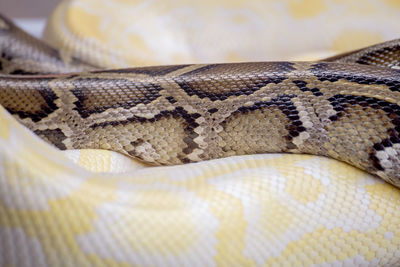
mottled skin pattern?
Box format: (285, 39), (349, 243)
(1, 61), (400, 188)
(1, 13), (400, 188)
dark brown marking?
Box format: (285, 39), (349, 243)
(90, 107), (202, 162)
(71, 78), (163, 118)
(175, 62), (295, 101)
(34, 128), (67, 150)
(0, 77), (59, 122)
(10, 69), (39, 75)
(208, 108), (218, 114)
(179, 64), (219, 76)
(97, 65), (189, 76)
(223, 94), (302, 148)
(166, 96), (177, 104)
(310, 62), (400, 92)
(356, 45), (400, 68)
(327, 94), (400, 172)
(292, 80), (323, 96)
(127, 139), (145, 158)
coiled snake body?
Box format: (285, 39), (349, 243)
(1, 61), (400, 188)
(1, 12), (400, 266)
(1, 14), (400, 188)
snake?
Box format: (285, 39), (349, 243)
(1, 12), (400, 187)
(1, 11), (400, 266)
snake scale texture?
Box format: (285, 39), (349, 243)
(1, 11), (400, 267)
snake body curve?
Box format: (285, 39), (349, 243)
(1, 12), (400, 266)
(1, 61), (400, 188)
(1, 13), (400, 187)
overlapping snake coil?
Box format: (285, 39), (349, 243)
(1, 12), (400, 267)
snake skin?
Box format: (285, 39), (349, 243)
(1, 62), (400, 188)
(1, 11), (400, 267)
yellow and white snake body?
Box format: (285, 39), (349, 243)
(1, 12), (400, 267)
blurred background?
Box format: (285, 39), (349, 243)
(2, 0), (400, 66)
(0, 0), (60, 17)
(0, 0), (61, 37)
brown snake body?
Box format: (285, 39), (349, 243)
(1, 13), (400, 188)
